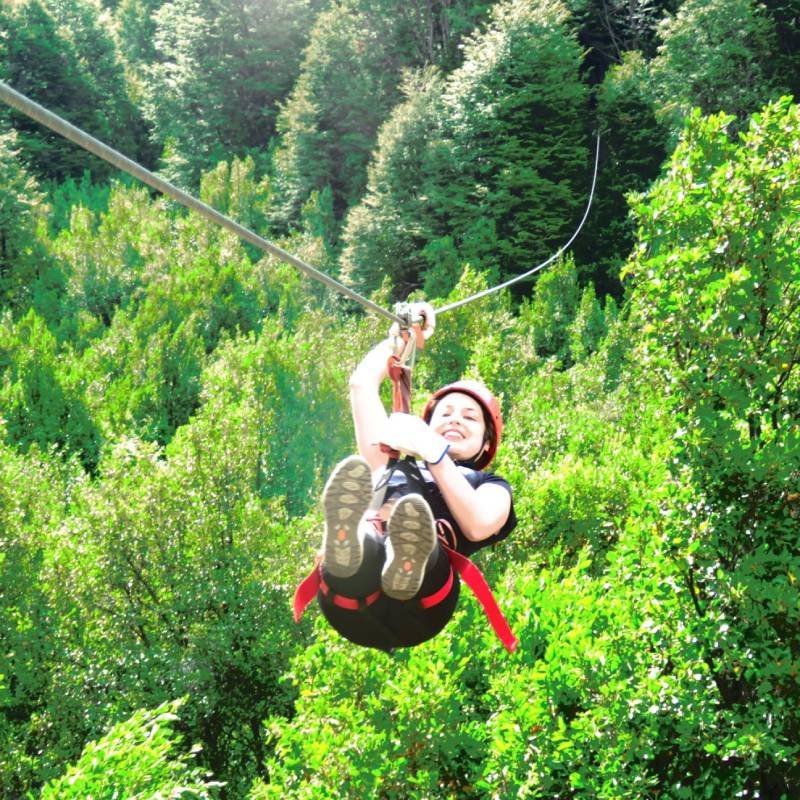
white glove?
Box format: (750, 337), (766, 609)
(388, 302), (436, 342)
(380, 412), (449, 464)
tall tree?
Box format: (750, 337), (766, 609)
(336, 67), (445, 294)
(0, 0), (145, 180)
(143, 0), (324, 187)
(648, 0), (784, 133)
(341, 0), (590, 299)
(269, 0), (414, 230)
(269, 0), (497, 234)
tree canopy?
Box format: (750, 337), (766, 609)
(0, 0), (799, 797)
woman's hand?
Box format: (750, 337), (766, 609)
(380, 412), (449, 464)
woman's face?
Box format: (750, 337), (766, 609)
(427, 391), (488, 464)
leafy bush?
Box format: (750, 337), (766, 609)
(0, 309), (100, 470)
(39, 700), (221, 799)
(623, 96), (800, 797)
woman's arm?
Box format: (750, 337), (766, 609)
(349, 337), (394, 471)
(426, 456), (511, 542)
(349, 303), (437, 472)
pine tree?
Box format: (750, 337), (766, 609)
(648, 0), (784, 133)
(341, 0), (590, 299)
(143, 0), (323, 187)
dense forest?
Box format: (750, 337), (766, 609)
(1, 0), (799, 797)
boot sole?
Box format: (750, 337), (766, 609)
(322, 456), (373, 578)
(382, 494), (436, 600)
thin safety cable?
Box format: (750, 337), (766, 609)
(437, 131), (601, 315)
(0, 80), (403, 326)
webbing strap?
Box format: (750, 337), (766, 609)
(419, 567), (454, 609)
(443, 546), (518, 653)
(319, 576), (382, 610)
(380, 352), (413, 463)
(292, 564), (449, 617)
(293, 554), (518, 653)
(293, 565), (322, 623)
(387, 354), (412, 414)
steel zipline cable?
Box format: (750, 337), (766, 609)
(0, 80), (598, 326)
(436, 130), (601, 315)
(0, 80), (404, 326)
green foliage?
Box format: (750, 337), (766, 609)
(341, 0), (590, 298)
(0, 130), (63, 319)
(39, 700), (221, 799)
(338, 67), (446, 297)
(199, 156), (271, 239)
(761, 0), (800, 100)
(269, 0), (412, 230)
(43, 170), (113, 235)
(0, 0), (145, 180)
(648, 0), (784, 134)
(584, 51), (669, 293)
(269, 0), (500, 235)
(52, 184), (159, 327)
(566, 0), (677, 67)
(254, 614), (499, 800)
(3, 2), (800, 796)
(627, 98), (799, 490)
(624, 96), (800, 797)
(114, 0), (165, 68)
(143, 0), (321, 186)
(0, 441), (74, 797)
(524, 255), (581, 363)
(43, 418), (303, 795)
(55, 174), (282, 444)
(568, 283), (606, 362)
(0, 309), (100, 470)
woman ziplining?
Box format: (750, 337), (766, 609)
(293, 302), (519, 652)
(0, 82), (598, 652)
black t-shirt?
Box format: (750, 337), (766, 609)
(383, 463), (516, 558)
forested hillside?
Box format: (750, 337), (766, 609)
(1, 0), (798, 797)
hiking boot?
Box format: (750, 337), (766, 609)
(322, 455), (373, 578)
(382, 494), (436, 600)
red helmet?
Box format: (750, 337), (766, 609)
(422, 380), (503, 469)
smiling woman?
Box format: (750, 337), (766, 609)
(294, 303), (518, 652)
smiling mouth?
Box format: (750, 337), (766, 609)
(443, 429), (463, 441)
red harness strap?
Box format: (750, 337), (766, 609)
(293, 565), (323, 623)
(441, 545), (518, 653)
(292, 552), (518, 653)
(293, 565), (445, 619)
(319, 576), (382, 611)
